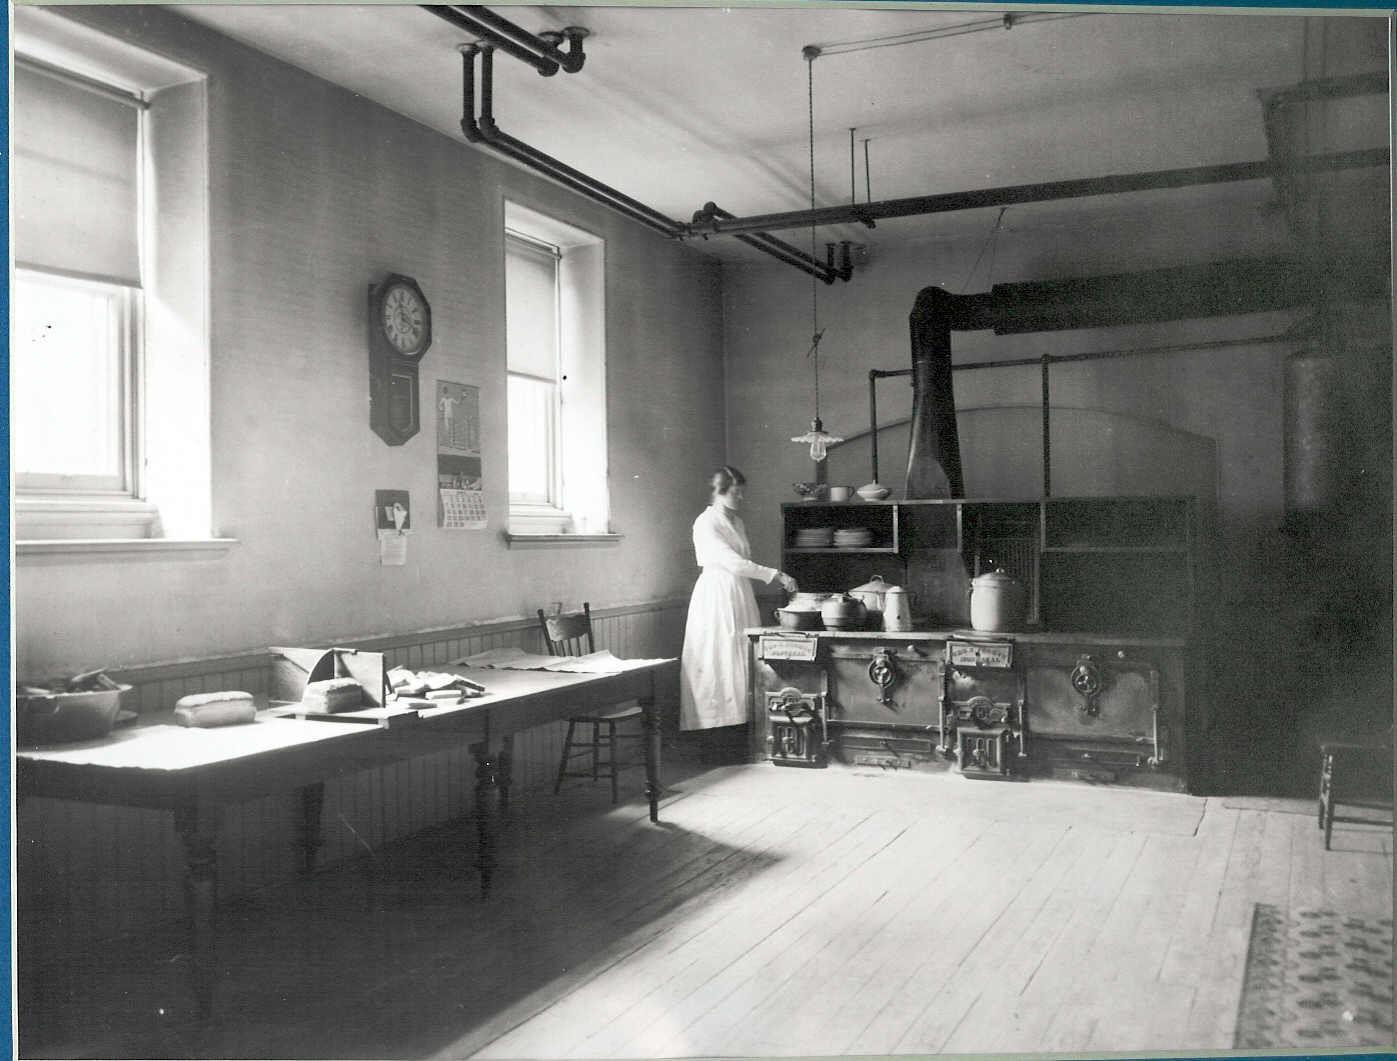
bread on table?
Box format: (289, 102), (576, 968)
(301, 677), (364, 714)
(173, 691), (257, 728)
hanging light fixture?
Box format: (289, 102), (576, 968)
(791, 50), (842, 463)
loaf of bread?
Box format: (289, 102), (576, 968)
(173, 691), (257, 728)
(301, 678), (363, 714)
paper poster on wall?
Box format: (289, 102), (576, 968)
(436, 380), (487, 529)
(375, 488), (410, 565)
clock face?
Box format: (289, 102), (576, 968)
(380, 282), (429, 356)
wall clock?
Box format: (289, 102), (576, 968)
(368, 273), (432, 445)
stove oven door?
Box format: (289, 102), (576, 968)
(1024, 643), (1167, 772)
(823, 639), (944, 762)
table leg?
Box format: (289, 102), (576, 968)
(642, 694), (662, 824)
(471, 741), (497, 899)
(498, 735), (514, 816)
(174, 801), (220, 1022)
(295, 782), (326, 876)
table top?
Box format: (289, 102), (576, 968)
(16, 660), (677, 774)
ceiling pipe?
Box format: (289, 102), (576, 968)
(458, 45), (680, 237)
(459, 6), (589, 73)
(475, 47), (682, 236)
(677, 147), (1389, 239)
(692, 202), (839, 283)
(456, 43), (854, 281)
(428, 6), (559, 75)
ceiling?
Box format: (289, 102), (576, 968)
(174, 4), (1341, 267)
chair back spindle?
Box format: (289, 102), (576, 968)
(538, 602), (595, 657)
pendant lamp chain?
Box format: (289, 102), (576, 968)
(790, 50), (842, 463)
(807, 53), (821, 420)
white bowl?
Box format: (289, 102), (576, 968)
(856, 483), (891, 501)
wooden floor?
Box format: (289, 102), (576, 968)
(19, 757), (1394, 1060)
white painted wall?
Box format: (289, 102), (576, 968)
(15, 8), (727, 679)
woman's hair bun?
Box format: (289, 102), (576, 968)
(711, 464), (747, 495)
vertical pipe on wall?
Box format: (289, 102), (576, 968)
(1041, 354), (1052, 497)
(868, 370), (879, 485)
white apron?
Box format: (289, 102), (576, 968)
(679, 505), (778, 731)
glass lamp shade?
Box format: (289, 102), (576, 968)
(791, 417), (843, 462)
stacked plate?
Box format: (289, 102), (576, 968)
(793, 526), (835, 548)
(833, 527), (874, 548)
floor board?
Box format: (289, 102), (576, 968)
(17, 761), (1394, 1060)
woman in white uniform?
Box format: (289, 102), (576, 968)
(680, 466), (797, 762)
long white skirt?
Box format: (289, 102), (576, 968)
(679, 567), (761, 730)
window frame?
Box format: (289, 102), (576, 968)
(13, 265), (143, 499)
(505, 228), (567, 516)
(13, 7), (218, 552)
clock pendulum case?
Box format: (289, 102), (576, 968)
(368, 273), (432, 445)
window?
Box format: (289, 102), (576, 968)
(14, 270), (137, 495)
(505, 233), (563, 508)
(504, 203), (609, 537)
(13, 8), (210, 545)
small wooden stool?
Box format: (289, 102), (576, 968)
(1317, 736), (1393, 849)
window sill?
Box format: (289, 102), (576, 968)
(16, 538), (239, 563)
(504, 533), (624, 549)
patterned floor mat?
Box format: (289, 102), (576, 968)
(1234, 904), (1394, 1049)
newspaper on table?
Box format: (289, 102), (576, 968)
(387, 666), (485, 698)
(452, 646), (670, 674)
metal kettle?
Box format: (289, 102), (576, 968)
(882, 585), (913, 632)
(848, 575), (892, 617)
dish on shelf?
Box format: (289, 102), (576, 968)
(832, 529), (874, 547)
(856, 482), (891, 501)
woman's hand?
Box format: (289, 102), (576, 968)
(778, 573), (798, 594)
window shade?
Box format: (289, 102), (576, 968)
(505, 234), (559, 381)
(14, 63), (141, 284)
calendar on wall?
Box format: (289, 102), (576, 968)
(436, 380), (487, 529)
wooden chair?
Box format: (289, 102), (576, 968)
(538, 603), (645, 803)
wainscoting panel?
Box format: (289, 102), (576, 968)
(17, 599), (687, 968)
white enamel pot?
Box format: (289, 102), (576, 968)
(968, 570), (1027, 632)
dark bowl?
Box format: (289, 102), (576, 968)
(18, 685), (131, 745)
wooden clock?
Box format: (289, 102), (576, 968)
(368, 273), (432, 445)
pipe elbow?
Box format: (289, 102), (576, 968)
(559, 27), (588, 73)
(460, 118), (483, 143)
(909, 286), (956, 322)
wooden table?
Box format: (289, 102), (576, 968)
(15, 659), (675, 1020)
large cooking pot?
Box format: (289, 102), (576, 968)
(775, 591), (827, 631)
(820, 593), (867, 630)
(968, 569), (1027, 632)
(848, 575), (892, 619)
(774, 606), (822, 630)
